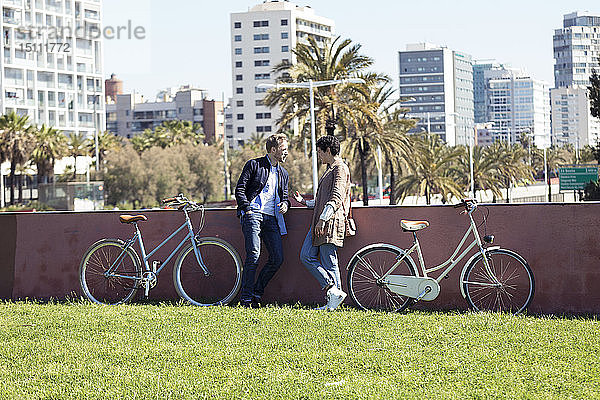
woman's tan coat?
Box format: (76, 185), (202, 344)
(311, 158), (351, 248)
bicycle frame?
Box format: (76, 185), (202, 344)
(379, 209), (493, 285)
(107, 210), (209, 280)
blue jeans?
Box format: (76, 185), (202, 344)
(300, 228), (341, 290)
(240, 212), (284, 301)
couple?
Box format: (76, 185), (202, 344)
(235, 134), (351, 310)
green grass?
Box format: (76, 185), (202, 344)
(0, 302), (599, 399)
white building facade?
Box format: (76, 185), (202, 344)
(230, 1), (334, 147)
(552, 11), (600, 147)
(487, 73), (551, 148)
(1, 0), (105, 137)
(551, 86), (600, 147)
(398, 43), (474, 146)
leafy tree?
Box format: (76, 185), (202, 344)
(532, 145), (568, 202)
(31, 124), (68, 184)
(394, 134), (464, 205)
(130, 120), (204, 153)
(0, 111), (36, 204)
(583, 179), (600, 201)
(589, 56), (600, 119)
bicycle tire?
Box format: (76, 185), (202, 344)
(347, 245), (418, 312)
(173, 237), (242, 306)
(79, 239), (142, 305)
(462, 248), (535, 314)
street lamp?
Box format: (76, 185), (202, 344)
(258, 78), (365, 197)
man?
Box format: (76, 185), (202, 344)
(235, 134), (290, 307)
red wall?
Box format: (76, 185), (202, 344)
(1, 203), (599, 314)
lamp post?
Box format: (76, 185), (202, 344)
(258, 78), (365, 197)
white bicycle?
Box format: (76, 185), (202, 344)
(347, 199), (535, 314)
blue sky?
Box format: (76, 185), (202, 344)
(102, 0), (599, 100)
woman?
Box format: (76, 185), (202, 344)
(294, 135), (351, 311)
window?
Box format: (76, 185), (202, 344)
(237, 114), (244, 120)
(281, 45), (289, 52)
(281, 19), (288, 26)
(255, 87), (267, 93)
(253, 20), (269, 27)
(255, 99), (263, 106)
(235, 48), (242, 55)
(253, 34), (269, 40)
(265, 126), (272, 132)
(255, 73), (270, 80)
(236, 100), (244, 107)
(237, 127), (244, 133)
(254, 47), (270, 54)
(234, 35), (242, 42)
(235, 61), (242, 68)
(281, 32), (288, 39)
(256, 113), (271, 119)
(257, 126), (264, 132)
(236, 87), (243, 94)
(234, 22), (241, 28)
(236, 74), (243, 81)
(255, 60), (270, 67)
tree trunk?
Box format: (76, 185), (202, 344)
(388, 159), (396, 205)
(425, 184), (430, 205)
(547, 168), (552, 202)
(73, 155), (77, 181)
(18, 175), (23, 204)
(9, 162), (16, 205)
(359, 146), (369, 206)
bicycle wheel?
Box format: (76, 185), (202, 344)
(462, 248), (534, 314)
(174, 237), (242, 306)
(347, 245), (418, 312)
(79, 239), (141, 305)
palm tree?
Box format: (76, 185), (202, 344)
(487, 141), (533, 202)
(87, 131), (121, 172)
(67, 132), (89, 180)
(394, 133), (464, 205)
(342, 78), (413, 205)
(452, 145), (504, 201)
(533, 145), (568, 202)
(0, 111), (35, 205)
(31, 124), (68, 184)
(263, 36), (374, 140)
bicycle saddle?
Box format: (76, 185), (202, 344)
(400, 220), (429, 232)
(119, 215), (148, 224)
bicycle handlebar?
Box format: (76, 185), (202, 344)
(454, 198), (477, 211)
(161, 194), (203, 212)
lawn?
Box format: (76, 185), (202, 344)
(0, 302), (598, 399)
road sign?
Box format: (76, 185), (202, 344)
(558, 165), (599, 191)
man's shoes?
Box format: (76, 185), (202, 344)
(239, 297), (262, 308)
(326, 286), (347, 311)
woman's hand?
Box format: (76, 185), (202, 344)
(315, 220), (326, 236)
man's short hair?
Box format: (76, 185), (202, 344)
(316, 135), (340, 156)
(265, 134), (288, 152)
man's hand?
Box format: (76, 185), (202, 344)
(278, 202), (288, 214)
(293, 191), (304, 204)
(315, 220), (326, 236)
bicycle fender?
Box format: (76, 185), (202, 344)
(459, 246), (501, 298)
(346, 243), (417, 272)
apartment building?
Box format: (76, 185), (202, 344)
(551, 86), (600, 147)
(106, 87), (224, 143)
(398, 43), (474, 146)
(230, 0), (334, 147)
(486, 71), (551, 148)
(1, 0), (105, 137)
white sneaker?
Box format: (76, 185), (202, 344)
(326, 286), (347, 310)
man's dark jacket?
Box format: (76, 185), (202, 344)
(235, 155), (290, 217)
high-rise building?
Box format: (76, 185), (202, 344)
(552, 11), (600, 147)
(486, 71), (551, 148)
(473, 60), (510, 124)
(106, 87), (224, 142)
(551, 86), (600, 147)
(0, 0), (105, 137)
(399, 43), (474, 146)
(230, 1), (334, 147)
